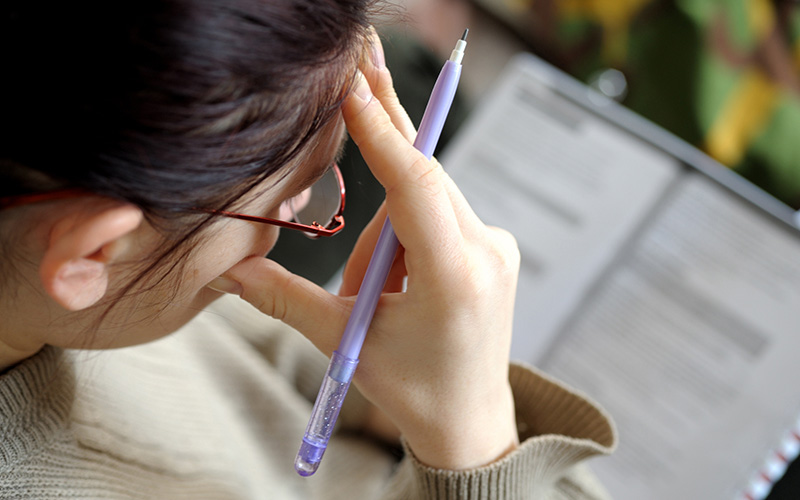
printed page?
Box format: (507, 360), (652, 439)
(441, 55), (800, 499)
(441, 66), (679, 363)
(541, 174), (800, 500)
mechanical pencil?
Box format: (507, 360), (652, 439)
(295, 29), (468, 477)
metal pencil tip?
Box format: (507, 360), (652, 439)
(461, 29), (469, 41)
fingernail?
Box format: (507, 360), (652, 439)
(207, 276), (243, 295)
(352, 70), (372, 102)
(369, 27), (385, 70)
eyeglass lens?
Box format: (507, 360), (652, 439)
(282, 167), (341, 228)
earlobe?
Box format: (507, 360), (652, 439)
(39, 202), (143, 311)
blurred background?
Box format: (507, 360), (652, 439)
(270, 1), (800, 496)
(273, 0), (800, 285)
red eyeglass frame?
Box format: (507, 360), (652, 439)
(201, 164), (346, 238)
(0, 164), (346, 238)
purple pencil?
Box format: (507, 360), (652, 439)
(295, 30), (468, 477)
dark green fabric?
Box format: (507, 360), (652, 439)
(473, 0), (800, 209)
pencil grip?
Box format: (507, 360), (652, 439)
(294, 351), (359, 476)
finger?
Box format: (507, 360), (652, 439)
(341, 243), (406, 297)
(341, 73), (459, 256)
(360, 28), (417, 143)
(436, 164), (487, 233)
(383, 245), (407, 293)
(340, 200), (407, 297)
(339, 203), (389, 297)
(225, 256), (350, 354)
(360, 28), (488, 239)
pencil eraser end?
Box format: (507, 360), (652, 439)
(295, 439), (325, 476)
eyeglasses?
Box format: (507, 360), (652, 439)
(0, 164), (346, 238)
(202, 164), (345, 238)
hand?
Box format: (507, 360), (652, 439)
(227, 31), (520, 470)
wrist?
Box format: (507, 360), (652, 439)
(402, 383), (519, 470)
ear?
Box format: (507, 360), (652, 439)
(39, 201), (144, 311)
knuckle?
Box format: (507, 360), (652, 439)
(409, 156), (443, 191)
(250, 290), (284, 322)
(486, 226), (521, 274)
(246, 275), (291, 323)
(410, 155), (435, 180)
(381, 152), (444, 198)
(379, 84), (401, 106)
(356, 110), (395, 148)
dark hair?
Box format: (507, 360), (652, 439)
(0, 0), (376, 304)
(3, 0), (373, 214)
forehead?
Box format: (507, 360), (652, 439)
(289, 113), (348, 190)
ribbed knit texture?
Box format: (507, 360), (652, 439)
(0, 295), (616, 499)
(383, 364), (616, 500)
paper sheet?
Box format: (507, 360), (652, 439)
(440, 56), (800, 500)
(443, 67), (679, 363)
(544, 175), (800, 499)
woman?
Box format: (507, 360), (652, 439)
(0, 0), (616, 498)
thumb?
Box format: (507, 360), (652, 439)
(223, 256), (350, 354)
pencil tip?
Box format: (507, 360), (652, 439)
(461, 29), (469, 41)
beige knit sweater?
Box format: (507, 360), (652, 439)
(0, 295), (616, 499)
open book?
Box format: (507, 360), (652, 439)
(440, 53), (800, 500)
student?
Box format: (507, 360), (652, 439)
(0, 1), (616, 498)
